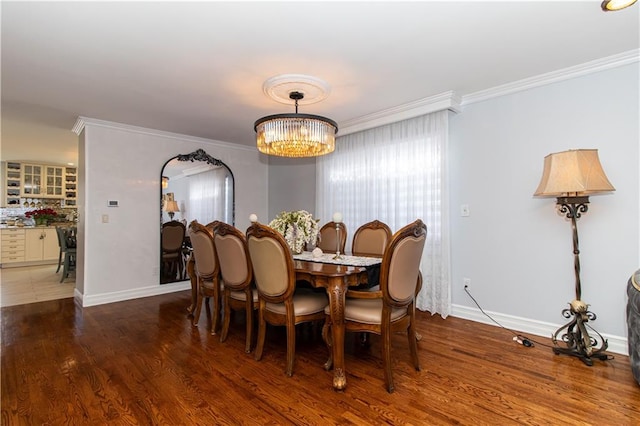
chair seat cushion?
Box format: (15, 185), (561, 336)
(230, 288), (259, 303)
(266, 290), (328, 316)
(326, 298), (407, 325)
(202, 280), (223, 291)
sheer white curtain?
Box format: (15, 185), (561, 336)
(316, 110), (451, 317)
(188, 167), (230, 224)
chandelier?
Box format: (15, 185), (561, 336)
(601, 0), (637, 11)
(254, 91), (338, 158)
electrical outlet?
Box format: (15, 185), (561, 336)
(463, 277), (471, 289)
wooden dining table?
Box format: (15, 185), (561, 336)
(186, 250), (380, 391)
(293, 254), (380, 391)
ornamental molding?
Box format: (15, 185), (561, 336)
(72, 116), (255, 152)
(339, 90), (462, 137)
(462, 49), (639, 106)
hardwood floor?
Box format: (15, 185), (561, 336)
(2, 291), (639, 425)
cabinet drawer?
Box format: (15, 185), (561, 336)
(1, 249), (25, 260)
(1, 242), (25, 251)
(1, 255), (26, 263)
(1, 231), (25, 240)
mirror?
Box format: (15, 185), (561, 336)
(160, 149), (234, 284)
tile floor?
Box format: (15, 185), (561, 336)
(0, 263), (75, 307)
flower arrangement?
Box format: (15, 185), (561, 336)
(25, 208), (58, 225)
(269, 210), (319, 254)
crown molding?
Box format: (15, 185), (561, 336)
(462, 49), (639, 106)
(339, 90), (462, 137)
(72, 116), (256, 152)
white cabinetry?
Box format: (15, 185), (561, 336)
(2, 162), (22, 207)
(24, 228), (59, 262)
(64, 167), (77, 207)
(1, 228), (26, 264)
(44, 166), (64, 197)
(21, 164), (43, 197)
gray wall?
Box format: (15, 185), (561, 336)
(267, 156), (316, 222)
(450, 62), (639, 341)
(265, 62), (639, 350)
(78, 119), (269, 306)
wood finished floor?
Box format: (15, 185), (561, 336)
(2, 290), (639, 425)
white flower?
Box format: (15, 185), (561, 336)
(269, 210), (319, 254)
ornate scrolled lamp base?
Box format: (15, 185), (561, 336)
(552, 299), (609, 366)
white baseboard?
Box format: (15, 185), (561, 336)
(80, 281), (191, 307)
(451, 304), (628, 356)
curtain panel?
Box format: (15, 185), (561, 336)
(187, 167), (230, 225)
(316, 110), (451, 317)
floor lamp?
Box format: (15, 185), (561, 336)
(534, 149), (615, 366)
(163, 195), (180, 221)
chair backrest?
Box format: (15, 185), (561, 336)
(56, 226), (66, 249)
(205, 220), (221, 234)
(162, 221), (186, 253)
(214, 222), (252, 291)
(316, 221), (347, 254)
(188, 221), (218, 281)
(380, 219), (427, 306)
(246, 222), (295, 303)
(352, 220), (392, 258)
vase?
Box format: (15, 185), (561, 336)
(35, 217), (46, 226)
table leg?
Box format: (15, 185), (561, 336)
(326, 276), (347, 390)
(186, 254), (197, 316)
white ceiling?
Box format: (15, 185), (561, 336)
(1, 1), (639, 166)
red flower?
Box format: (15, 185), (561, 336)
(25, 208), (58, 219)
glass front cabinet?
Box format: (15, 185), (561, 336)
(21, 164), (43, 197)
(45, 166), (64, 197)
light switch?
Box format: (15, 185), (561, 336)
(460, 204), (470, 217)
(102, 214), (109, 223)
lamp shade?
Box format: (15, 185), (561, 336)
(534, 149), (615, 197)
(163, 200), (180, 213)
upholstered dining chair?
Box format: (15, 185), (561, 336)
(351, 220), (392, 258)
(316, 221), (347, 254)
(188, 221), (221, 334)
(323, 219), (427, 393)
(246, 222), (329, 376)
(214, 222), (258, 353)
(161, 221), (186, 281)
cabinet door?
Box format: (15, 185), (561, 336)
(42, 228), (61, 261)
(22, 164), (42, 196)
(45, 166), (64, 196)
(24, 229), (44, 261)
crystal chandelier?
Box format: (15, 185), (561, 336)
(254, 91), (338, 158)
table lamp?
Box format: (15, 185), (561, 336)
(534, 149), (615, 365)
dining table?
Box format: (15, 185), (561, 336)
(185, 249), (381, 391)
(292, 252), (382, 391)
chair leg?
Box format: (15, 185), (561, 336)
(285, 319), (296, 377)
(254, 307), (266, 361)
(220, 295), (231, 343)
(408, 319), (421, 372)
(192, 291), (203, 327)
(60, 253), (69, 283)
(244, 300), (254, 353)
(204, 297), (212, 330)
(381, 326), (395, 393)
(211, 289), (220, 336)
(56, 250), (63, 273)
